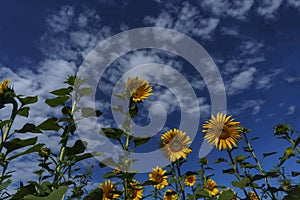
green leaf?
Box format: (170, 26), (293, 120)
(284, 187), (300, 200)
(222, 168), (235, 174)
(83, 188), (103, 200)
(0, 179), (12, 191)
(71, 152), (102, 163)
(263, 152), (278, 158)
(101, 128), (124, 141)
(45, 96), (69, 107)
(50, 87), (73, 96)
(103, 172), (117, 179)
(279, 146), (296, 166)
(17, 107), (30, 118)
(251, 137), (260, 141)
(0, 120), (11, 128)
(24, 185), (68, 200)
(19, 96), (38, 106)
(232, 177), (250, 189)
(129, 105), (138, 118)
(294, 134), (300, 148)
(7, 144), (44, 161)
(234, 155), (249, 163)
(66, 140), (87, 156)
(4, 137), (37, 154)
(37, 118), (60, 131)
(142, 180), (158, 186)
(214, 158), (227, 164)
(99, 157), (116, 168)
(78, 87), (93, 96)
(219, 190), (235, 200)
(194, 188), (209, 197)
(11, 183), (36, 200)
(81, 107), (102, 117)
(133, 136), (151, 147)
(16, 123), (41, 133)
(291, 171), (300, 177)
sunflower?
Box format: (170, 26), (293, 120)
(164, 189), (178, 200)
(160, 128), (192, 162)
(184, 175), (196, 187)
(126, 180), (143, 200)
(248, 191), (259, 200)
(0, 79), (10, 95)
(149, 166), (168, 190)
(100, 180), (120, 200)
(203, 113), (242, 150)
(204, 179), (218, 196)
(125, 77), (152, 102)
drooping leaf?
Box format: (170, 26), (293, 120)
(194, 188), (209, 197)
(72, 152), (102, 163)
(83, 188), (103, 200)
(78, 87), (93, 96)
(11, 182), (36, 200)
(0, 179), (12, 191)
(251, 137), (260, 141)
(50, 87), (73, 96)
(100, 128), (124, 141)
(263, 152), (278, 158)
(19, 96), (38, 106)
(133, 136), (151, 147)
(37, 118), (60, 131)
(66, 140), (87, 156)
(0, 120), (11, 128)
(222, 168), (235, 174)
(8, 144), (44, 161)
(284, 186), (300, 200)
(232, 177), (250, 189)
(17, 107), (30, 118)
(234, 155), (249, 163)
(16, 123), (41, 133)
(142, 180), (158, 186)
(291, 171), (300, 177)
(45, 96), (69, 107)
(24, 185), (68, 200)
(218, 190), (235, 200)
(4, 137), (38, 154)
(81, 107), (102, 118)
(103, 172), (117, 179)
(99, 157), (116, 168)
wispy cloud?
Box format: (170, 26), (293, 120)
(256, 0), (284, 18)
(286, 105), (296, 115)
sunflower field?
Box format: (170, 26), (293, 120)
(0, 77), (299, 200)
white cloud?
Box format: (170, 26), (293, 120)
(287, 0), (300, 10)
(230, 99), (265, 115)
(200, 0), (254, 19)
(227, 67), (256, 95)
(256, 0), (284, 18)
(284, 75), (300, 83)
(286, 105), (296, 115)
(46, 6), (74, 33)
(255, 69), (282, 90)
(144, 1), (219, 39)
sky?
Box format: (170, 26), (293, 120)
(1, 0), (300, 197)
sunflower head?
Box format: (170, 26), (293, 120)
(248, 191), (259, 200)
(127, 180), (143, 200)
(100, 180), (120, 200)
(204, 179), (218, 196)
(125, 77), (152, 102)
(203, 113), (242, 151)
(160, 128), (192, 162)
(184, 175), (196, 187)
(0, 79), (11, 95)
(164, 189), (178, 200)
(149, 166), (168, 190)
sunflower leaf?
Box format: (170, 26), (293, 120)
(214, 158), (227, 164)
(218, 190), (235, 200)
(133, 137), (151, 147)
(100, 128), (124, 141)
(291, 171), (300, 177)
(263, 152), (278, 158)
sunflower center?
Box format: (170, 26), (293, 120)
(170, 140), (183, 152)
(107, 191), (115, 198)
(128, 189), (137, 198)
(218, 125), (231, 139)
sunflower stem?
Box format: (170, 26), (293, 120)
(154, 188), (158, 200)
(226, 149), (249, 199)
(171, 162), (179, 196)
(242, 132), (276, 200)
(176, 161), (186, 200)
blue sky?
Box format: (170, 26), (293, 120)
(1, 0), (300, 197)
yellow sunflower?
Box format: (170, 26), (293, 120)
(160, 128), (192, 162)
(100, 180), (119, 200)
(126, 180), (143, 200)
(248, 191), (259, 200)
(0, 79), (10, 95)
(149, 166), (168, 190)
(204, 179), (218, 196)
(184, 175), (196, 187)
(125, 77), (152, 102)
(203, 113), (242, 150)
(164, 189), (178, 200)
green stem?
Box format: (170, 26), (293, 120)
(176, 161), (186, 200)
(171, 163), (179, 196)
(226, 149), (249, 199)
(286, 135), (300, 154)
(243, 133), (276, 200)
(154, 188), (158, 200)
